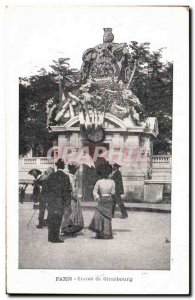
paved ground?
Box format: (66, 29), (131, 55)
(22, 193), (171, 212)
(81, 201), (171, 213)
(19, 203), (171, 270)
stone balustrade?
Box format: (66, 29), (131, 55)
(21, 157), (54, 169)
(152, 155), (172, 166)
(19, 155), (172, 182)
(20, 155), (172, 169)
(152, 155), (171, 181)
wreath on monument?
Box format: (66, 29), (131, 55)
(78, 77), (147, 125)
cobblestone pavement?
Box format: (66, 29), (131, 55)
(19, 203), (171, 270)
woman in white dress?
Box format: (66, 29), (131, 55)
(89, 163), (115, 239)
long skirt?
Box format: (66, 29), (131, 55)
(61, 200), (84, 235)
(88, 196), (113, 239)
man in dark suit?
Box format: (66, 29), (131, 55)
(47, 159), (71, 243)
(110, 163), (128, 218)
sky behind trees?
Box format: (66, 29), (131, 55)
(4, 6), (183, 77)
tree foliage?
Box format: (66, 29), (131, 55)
(19, 72), (59, 156)
(128, 42), (173, 154)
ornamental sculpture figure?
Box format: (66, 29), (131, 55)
(47, 28), (147, 129)
(80, 28), (129, 84)
(103, 28), (114, 43)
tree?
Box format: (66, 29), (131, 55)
(128, 42), (173, 154)
(19, 73), (58, 156)
(19, 60), (80, 156)
(50, 58), (79, 94)
(19, 81), (31, 155)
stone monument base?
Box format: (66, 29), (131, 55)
(144, 180), (171, 203)
(122, 173), (145, 202)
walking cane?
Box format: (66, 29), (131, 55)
(26, 208), (37, 228)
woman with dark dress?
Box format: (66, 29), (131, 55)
(61, 162), (84, 236)
(88, 163), (115, 239)
(19, 183), (28, 203)
(32, 179), (41, 208)
(36, 167), (54, 228)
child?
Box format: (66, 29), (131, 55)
(19, 183), (28, 203)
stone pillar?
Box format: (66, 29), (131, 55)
(119, 132), (153, 202)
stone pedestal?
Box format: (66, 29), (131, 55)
(122, 173), (145, 201)
(144, 180), (172, 203)
(144, 181), (164, 203)
(50, 114), (158, 202)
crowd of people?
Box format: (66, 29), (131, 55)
(21, 159), (128, 243)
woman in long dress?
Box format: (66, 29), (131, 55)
(36, 167), (54, 228)
(61, 162), (84, 236)
(89, 163), (115, 239)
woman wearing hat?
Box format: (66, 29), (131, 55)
(61, 162), (84, 236)
(36, 167), (54, 229)
(88, 163), (115, 239)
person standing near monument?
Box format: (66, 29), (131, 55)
(61, 162), (84, 236)
(110, 163), (128, 218)
(36, 167), (54, 229)
(89, 163), (115, 239)
(31, 177), (41, 208)
(19, 183), (28, 203)
(47, 159), (71, 243)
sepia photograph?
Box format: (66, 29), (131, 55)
(6, 4), (189, 295)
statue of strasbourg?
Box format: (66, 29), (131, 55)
(47, 28), (145, 129)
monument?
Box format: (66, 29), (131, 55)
(47, 28), (158, 201)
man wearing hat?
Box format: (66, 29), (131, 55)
(110, 163), (128, 218)
(47, 158), (71, 243)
